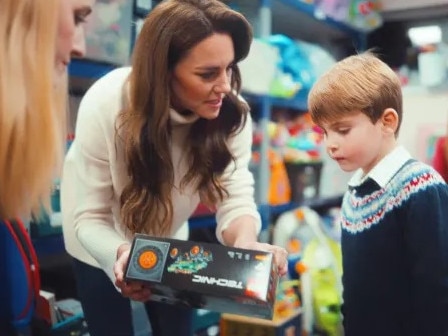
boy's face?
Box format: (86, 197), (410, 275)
(319, 111), (388, 174)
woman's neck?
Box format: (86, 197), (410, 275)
(169, 108), (199, 125)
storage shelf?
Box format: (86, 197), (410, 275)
(270, 194), (343, 216)
(243, 90), (308, 111)
(134, 7), (150, 18)
(69, 59), (117, 79)
(188, 194), (344, 229)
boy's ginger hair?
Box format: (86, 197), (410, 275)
(308, 52), (403, 136)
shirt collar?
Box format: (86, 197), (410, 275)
(348, 145), (412, 188)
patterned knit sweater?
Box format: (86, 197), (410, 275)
(340, 147), (448, 336)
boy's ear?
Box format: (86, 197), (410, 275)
(381, 108), (399, 134)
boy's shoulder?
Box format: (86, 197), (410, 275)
(388, 159), (447, 196)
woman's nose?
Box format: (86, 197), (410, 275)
(71, 27), (86, 58)
(214, 73), (231, 94)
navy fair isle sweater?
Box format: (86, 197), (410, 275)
(340, 147), (448, 336)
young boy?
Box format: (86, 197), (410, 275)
(308, 52), (448, 336)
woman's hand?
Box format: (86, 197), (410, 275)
(114, 243), (151, 302)
(233, 240), (288, 277)
(221, 215), (289, 276)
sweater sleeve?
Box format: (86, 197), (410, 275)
(215, 113), (261, 244)
(404, 178), (448, 335)
(70, 69), (131, 285)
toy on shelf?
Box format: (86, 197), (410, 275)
(348, 0), (382, 32)
(273, 280), (302, 320)
(84, 0), (133, 65)
(267, 34), (316, 100)
(314, 0), (382, 32)
(314, 0), (351, 23)
(253, 113), (323, 164)
(251, 149), (291, 206)
(252, 114), (324, 204)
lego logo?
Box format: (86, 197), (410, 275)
(138, 250), (158, 270)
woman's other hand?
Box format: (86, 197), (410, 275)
(114, 243), (151, 302)
(234, 240), (288, 277)
(222, 215), (289, 276)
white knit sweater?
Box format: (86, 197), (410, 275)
(61, 67), (261, 283)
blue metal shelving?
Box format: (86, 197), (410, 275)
(69, 59), (117, 79)
(243, 90), (309, 111)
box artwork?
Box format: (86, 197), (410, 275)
(125, 234), (279, 319)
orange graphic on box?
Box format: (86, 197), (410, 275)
(138, 250), (158, 270)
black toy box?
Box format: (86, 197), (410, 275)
(125, 234), (279, 319)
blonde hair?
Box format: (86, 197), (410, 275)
(0, 0), (67, 219)
(308, 51), (403, 135)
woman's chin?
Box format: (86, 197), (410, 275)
(54, 64), (68, 85)
(198, 107), (221, 120)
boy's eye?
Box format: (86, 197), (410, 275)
(337, 128), (350, 135)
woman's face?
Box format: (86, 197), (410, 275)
(170, 33), (235, 120)
(55, 0), (94, 77)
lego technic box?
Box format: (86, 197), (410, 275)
(125, 234), (279, 319)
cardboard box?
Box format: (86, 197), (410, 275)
(125, 234), (279, 319)
(220, 310), (301, 336)
(36, 290), (57, 326)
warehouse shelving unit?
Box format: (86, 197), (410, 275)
(231, 0), (366, 232)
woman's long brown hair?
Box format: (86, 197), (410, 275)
(117, 0), (253, 236)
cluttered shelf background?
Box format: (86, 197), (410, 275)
(31, 0), (448, 335)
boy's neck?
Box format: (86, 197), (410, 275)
(361, 139), (398, 177)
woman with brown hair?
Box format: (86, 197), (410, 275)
(61, 0), (288, 335)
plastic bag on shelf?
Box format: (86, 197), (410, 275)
(267, 34), (316, 98)
(294, 40), (336, 79)
(314, 0), (351, 22)
(239, 38), (279, 95)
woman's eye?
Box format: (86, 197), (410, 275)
(74, 14), (87, 25)
(73, 6), (92, 26)
(199, 72), (216, 80)
(338, 128), (350, 135)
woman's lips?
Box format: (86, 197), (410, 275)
(206, 99), (222, 108)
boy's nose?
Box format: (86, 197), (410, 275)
(327, 142), (339, 155)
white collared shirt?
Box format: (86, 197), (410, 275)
(348, 146), (412, 189)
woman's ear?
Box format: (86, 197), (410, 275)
(381, 108), (399, 135)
